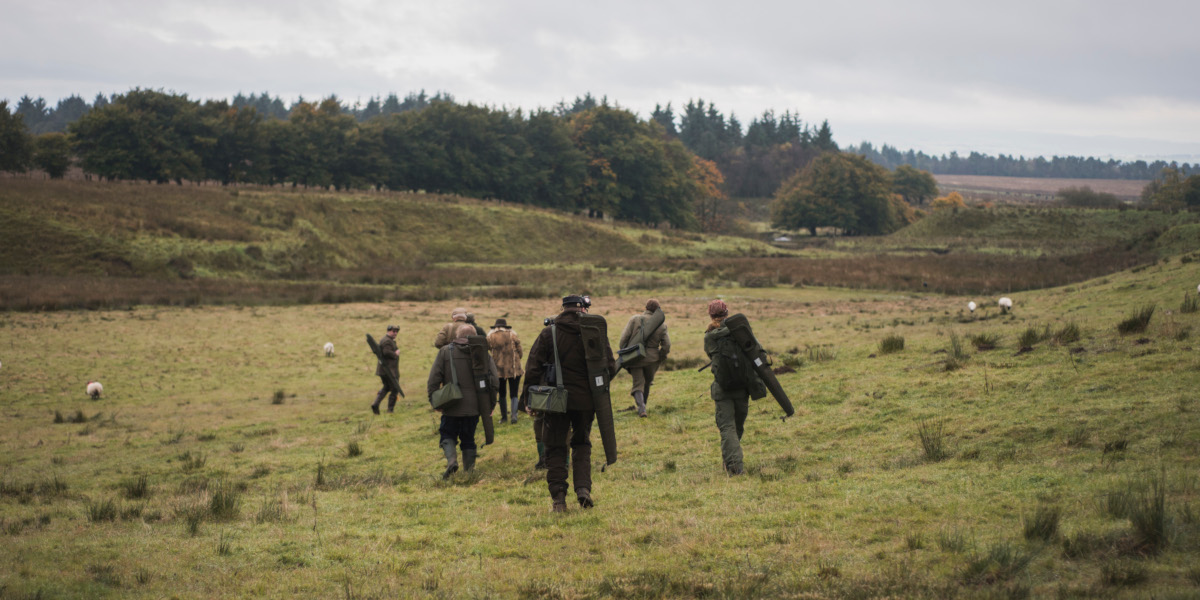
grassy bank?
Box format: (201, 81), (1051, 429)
(0, 258), (1197, 597)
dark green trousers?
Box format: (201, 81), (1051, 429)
(712, 383), (749, 471)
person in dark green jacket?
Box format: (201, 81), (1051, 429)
(372, 325), (401, 414)
(428, 323), (499, 479)
(703, 300), (766, 476)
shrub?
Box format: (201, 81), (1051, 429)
(1052, 322), (1081, 344)
(918, 419), (948, 462)
(878, 334), (905, 354)
(968, 333), (999, 351)
(1023, 503), (1061, 541)
(1181, 293), (1199, 314)
(1117, 305), (1155, 335)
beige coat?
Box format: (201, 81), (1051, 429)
(486, 328), (524, 378)
(619, 311), (671, 364)
(433, 320), (467, 349)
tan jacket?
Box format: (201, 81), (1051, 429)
(433, 320), (467, 349)
(619, 311), (671, 364)
(486, 328), (524, 378)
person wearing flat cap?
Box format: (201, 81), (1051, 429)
(433, 307), (470, 349)
(372, 324), (401, 414)
(487, 318), (523, 424)
(522, 295), (616, 513)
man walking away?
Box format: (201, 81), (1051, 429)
(618, 299), (670, 417)
(522, 295), (617, 512)
(428, 323), (499, 479)
(433, 308), (470, 349)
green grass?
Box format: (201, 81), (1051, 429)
(0, 248), (1198, 597)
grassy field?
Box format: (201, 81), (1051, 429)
(1, 255), (1199, 598)
(3, 180), (1198, 310)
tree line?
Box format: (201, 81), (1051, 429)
(845, 141), (1196, 181)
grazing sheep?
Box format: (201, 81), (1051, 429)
(324, 342), (335, 357)
(86, 381), (103, 399)
(968, 301), (977, 313)
(998, 297), (1013, 314)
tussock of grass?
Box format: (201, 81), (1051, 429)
(208, 481), (242, 521)
(120, 475), (150, 500)
(85, 498), (117, 522)
(1023, 503), (1062, 541)
(346, 440), (362, 458)
(918, 419), (949, 462)
(968, 333), (999, 351)
(878, 334), (905, 354)
(1181, 292), (1199, 314)
(271, 389), (286, 405)
(961, 542), (1034, 585)
(1052, 322), (1081, 344)
(1117, 305), (1155, 335)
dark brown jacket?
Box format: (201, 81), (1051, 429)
(521, 311), (615, 412)
(375, 334), (399, 378)
(426, 342), (498, 417)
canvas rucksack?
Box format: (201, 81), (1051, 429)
(711, 332), (753, 390)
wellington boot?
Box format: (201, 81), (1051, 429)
(386, 398), (396, 413)
(462, 449), (477, 472)
(370, 404), (380, 415)
(633, 391), (647, 418)
(576, 488), (594, 509)
(441, 440), (459, 480)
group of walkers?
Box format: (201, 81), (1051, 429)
(370, 295), (776, 513)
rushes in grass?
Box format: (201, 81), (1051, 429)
(1065, 426), (1089, 447)
(878, 334), (905, 354)
(120, 475), (150, 499)
(53, 410), (64, 424)
(918, 419), (948, 462)
(256, 492), (294, 524)
(315, 462), (327, 488)
(968, 333), (999, 351)
(1023, 503), (1062, 541)
(229, 442), (245, 453)
(961, 542), (1033, 585)
(806, 345), (837, 362)
(1181, 292), (1199, 314)
(179, 451), (207, 472)
(938, 527), (972, 553)
(1129, 472), (1170, 553)
(217, 532), (233, 556)
(906, 532), (925, 550)
(208, 481), (242, 520)
(945, 332), (969, 370)
(272, 389), (286, 405)
(346, 440), (362, 458)
(1099, 560), (1148, 587)
(85, 498), (118, 522)
(1117, 305), (1155, 335)
(1017, 327), (1043, 349)
(1102, 488), (1135, 520)
(181, 504), (205, 536)
(355, 421), (371, 435)
(1053, 322), (1081, 344)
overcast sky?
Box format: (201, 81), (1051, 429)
(3, 0), (1198, 161)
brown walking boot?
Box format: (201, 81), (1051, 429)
(576, 488), (594, 509)
(551, 495), (567, 513)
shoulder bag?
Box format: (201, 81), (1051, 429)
(526, 325), (568, 413)
(430, 346), (464, 409)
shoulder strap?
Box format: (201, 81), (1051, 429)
(550, 324), (564, 390)
(446, 346), (458, 385)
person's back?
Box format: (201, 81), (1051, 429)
(618, 299), (669, 417)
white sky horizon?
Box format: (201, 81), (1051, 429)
(3, 0), (1198, 163)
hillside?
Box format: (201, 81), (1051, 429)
(0, 255), (1196, 597)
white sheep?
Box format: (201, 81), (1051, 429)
(86, 381), (103, 399)
(324, 342), (335, 357)
(967, 301), (977, 313)
(998, 297), (1013, 314)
